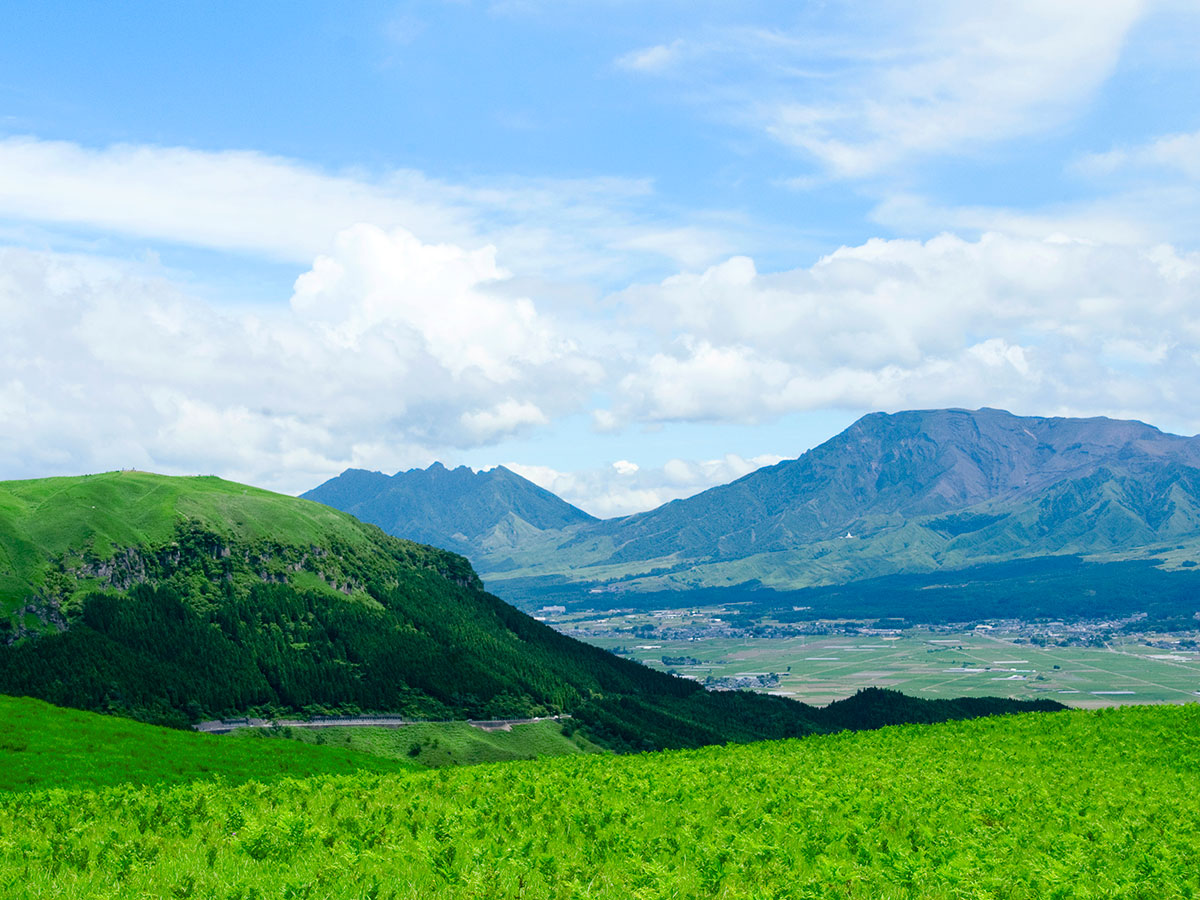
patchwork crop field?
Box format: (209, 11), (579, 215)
(585, 629), (1200, 706)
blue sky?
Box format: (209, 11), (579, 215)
(2, 1), (1200, 515)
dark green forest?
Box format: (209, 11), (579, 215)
(0, 519), (1059, 751)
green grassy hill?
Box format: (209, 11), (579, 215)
(0, 470), (475, 633)
(0, 471), (713, 739)
(1, 704), (1193, 898)
(0, 471), (1061, 750)
(0, 695), (416, 791)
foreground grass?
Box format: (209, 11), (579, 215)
(2, 704), (1197, 898)
(0, 696), (417, 791)
(244, 719), (604, 766)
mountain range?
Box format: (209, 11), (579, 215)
(305, 408), (1200, 621)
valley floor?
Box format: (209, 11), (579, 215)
(560, 607), (1200, 706)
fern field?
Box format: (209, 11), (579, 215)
(2, 704), (1197, 899)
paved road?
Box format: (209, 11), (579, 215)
(194, 714), (569, 735)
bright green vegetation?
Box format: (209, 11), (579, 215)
(0, 472), (708, 736)
(0, 470), (474, 626)
(585, 628), (1200, 706)
(0, 696), (416, 792)
(2, 705), (1195, 898)
(0, 471), (1060, 751)
(248, 719), (604, 767)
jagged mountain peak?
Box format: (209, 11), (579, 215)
(302, 461), (595, 559)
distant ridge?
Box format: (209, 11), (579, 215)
(302, 462), (596, 558)
(574, 407), (1200, 567)
(305, 409), (1200, 620)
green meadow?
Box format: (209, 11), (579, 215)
(0, 696), (417, 792)
(247, 718), (604, 767)
(1, 703), (1196, 898)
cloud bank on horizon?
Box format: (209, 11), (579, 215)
(1, 1), (1199, 516)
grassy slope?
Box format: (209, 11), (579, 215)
(0, 704), (1195, 898)
(248, 719), (605, 766)
(0, 696), (417, 792)
(0, 470), (460, 613)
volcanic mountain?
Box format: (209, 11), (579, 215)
(302, 463), (596, 558)
(307, 409), (1200, 620)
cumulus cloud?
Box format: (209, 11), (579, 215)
(605, 232), (1200, 433)
(291, 225), (566, 382)
(0, 228), (598, 493)
(505, 453), (785, 518)
(7, 221), (1200, 504)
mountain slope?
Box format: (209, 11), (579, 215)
(330, 409), (1200, 616)
(587, 407), (1200, 562)
(0, 472), (709, 735)
(302, 463), (596, 557)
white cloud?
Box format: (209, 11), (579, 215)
(606, 231), (1200, 433)
(0, 136), (751, 283)
(0, 229), (598, 494)
(505, 452), (784, 517)
(3, 218), (1200, 531)
(624, 1), (1147, 177)
(1075, 130), (1200, 181)
(616, 39), (686, 73)
(6, 218), (1200, 503)
(291, 225), (566, 381)
(461, 400), (550, 441)
(0, 137), (463, 263)
(869, 193), (1156, 247)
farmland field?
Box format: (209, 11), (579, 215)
(582, 628), (1200, 706)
